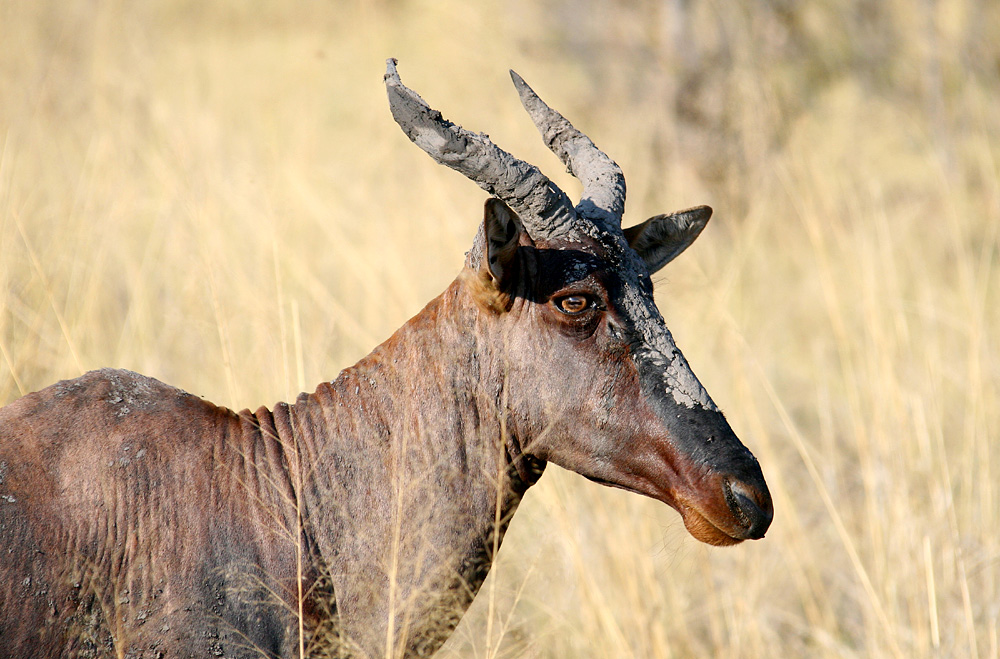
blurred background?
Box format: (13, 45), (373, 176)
(1, 1), (997, 656)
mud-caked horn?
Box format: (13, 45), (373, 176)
(509, 70), (626, 230)
(385, 59), (577, 239)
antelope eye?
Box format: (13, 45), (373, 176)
(556, 294), (593, 315)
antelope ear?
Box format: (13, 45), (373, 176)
(624, 205), (712, 274)
(483, 197), (522, 283)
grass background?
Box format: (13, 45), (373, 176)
(1, 1), (997, 656)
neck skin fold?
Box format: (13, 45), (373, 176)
(261, 277), (538, 657)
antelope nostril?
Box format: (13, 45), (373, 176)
(725, 479), (773, 539)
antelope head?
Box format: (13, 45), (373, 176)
(385, 60), (771, 545)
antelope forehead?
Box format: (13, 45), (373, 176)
(533, 248), (604, 293)
(564, 260), (597, 281)
(548, 227), (652, 290)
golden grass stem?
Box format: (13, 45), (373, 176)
(748, 344), (903, 658)
(923, 535), (939, 649)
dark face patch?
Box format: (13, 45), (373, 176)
(519, 248), (605, 301)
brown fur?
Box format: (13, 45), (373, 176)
(458, 267), (511, 315)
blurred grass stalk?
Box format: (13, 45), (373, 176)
(1, 1), (997, 657)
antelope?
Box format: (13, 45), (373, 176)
(0, 60), (772, 659)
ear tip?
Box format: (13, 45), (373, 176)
(483, 197), (512, 225)
(484, 197), (504, 212)
(677, 205), (713, 229)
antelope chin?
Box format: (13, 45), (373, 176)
(679, 505), (745, 547)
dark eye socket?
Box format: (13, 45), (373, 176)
(555, 294), (595, 315)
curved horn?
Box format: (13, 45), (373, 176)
(510, 71), (626, 228)
(384, 59), (576, 238)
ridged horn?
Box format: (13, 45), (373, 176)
(510, 70), (626, 228)
(384, 59), (576, 239)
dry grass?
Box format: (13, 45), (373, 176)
(2, 1), (998, 657)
